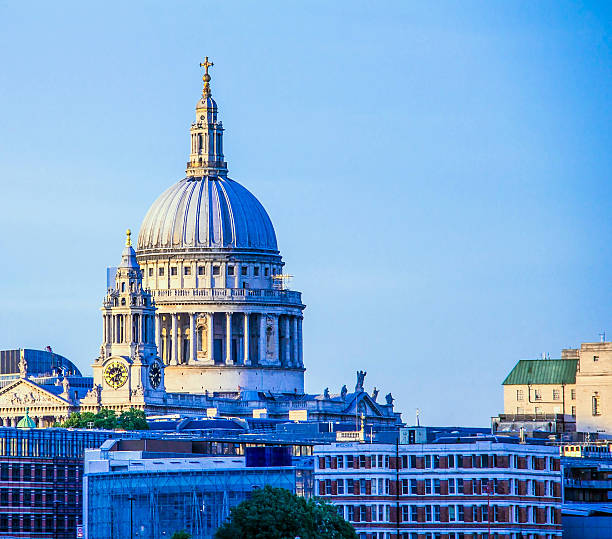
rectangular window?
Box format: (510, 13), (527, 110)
(148, 268), (153, 277)
(410, 479), (418, 495)
(359, 505), (367, 521)
(347, 506), (355, 522)
(433, 455), (440, 469)
(571, 388), (576, 400)
(449, 505), (456, 521)
(264, 267), (269, 276)
(184, 266), (191, 276)
(170, 267), (177, 276)
(325, 479), (332, 495)
(434, 479), (441, 494)
(457, 478), (464, 493)
(516, 389), (524, 400)
(458, 505), (465, 521)
(241, 266), (248, 276)
(425, 455), (432, 468)
(425, 505), (432, 522)
(254, 266), (260, 276)
(572, 406), (576, 417)
(347, 479), (354, 494)
(346, 455), (354, 468)
(425, 479), (432, 494)
(411, 505), (418, 522)
(594, 355), (599, 362)
(159, 267), (164, 276)
(409, 455), (417, 468)
(482, 504), (488, 522)
(447, 454), (455, 468)
(401, 505), (410, 522)
(401, 479), (409, 495)
(337, 480), (344, 495)
(593, 395), (601, 416)
(448, 478), (455, 494)
(534, 389), (542, 400)
(213, 266), (220, 276)
(553, 389), (560, 400)
(227, 265), (235, 276)
(434, 505), (441, 522)
(198, 266), (205, 275)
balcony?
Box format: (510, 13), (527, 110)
(565, 478), (612, 489)
(150, 287), (303, 306)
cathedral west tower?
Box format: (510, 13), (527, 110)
(135, 59), (305, 395)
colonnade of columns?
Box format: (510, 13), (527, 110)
(155, 311), (304, 368)
(0, 414), (67, 427)
(102, 313), (155, 345)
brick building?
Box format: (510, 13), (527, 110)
(315, 437), (562, 539)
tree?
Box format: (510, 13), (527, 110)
(118, 408), (149, 430)
(214, 486), (357, 539)
(170, 532), (191, 539)
(57, 407), (148, 430)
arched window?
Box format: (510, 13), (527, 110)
(121, 298), (126, 306)
(121, 282), (125, 292)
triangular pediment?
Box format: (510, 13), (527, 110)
(343, 392), (384, 417)
(0, 378), (71, 407)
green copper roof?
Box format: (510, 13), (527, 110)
(503, 359), (578, 386)
(16, 409), (36, 429)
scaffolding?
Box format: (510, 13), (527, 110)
(86, 467), (296, 539)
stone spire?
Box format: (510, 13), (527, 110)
(186, 57), (228, 178)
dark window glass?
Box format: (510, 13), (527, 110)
(35, 465), (42, 481)
(0, 464), (7, 481)
(213, 266), (220, 276)
(254, 267), (260, 276)
(170, 267), (177, 276)
(241, 266), (248, 276)
(198, 266), (205, 275)
(148, 268), (153, 277)
(23, 465), (31, 481)
(184, 266), (191, 276)
(227, 266), (234, 276)
(159, 267), (164, 276)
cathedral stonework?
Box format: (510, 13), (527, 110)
(0, 60), (401, 428)
(135, 59), (305, 395)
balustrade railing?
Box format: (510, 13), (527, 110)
(151, 287), (302, 304)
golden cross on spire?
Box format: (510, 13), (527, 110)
(199, 56), (214, 97)
(125, 228), (132, 247)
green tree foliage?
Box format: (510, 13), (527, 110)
(118, 408), (149, 430)
(58, 407), (148, 430)
(214, 486), (357, 539)
(170, 532), (192, 539)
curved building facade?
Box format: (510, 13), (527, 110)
(135, 65), (305, 395)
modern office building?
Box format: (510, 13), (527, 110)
(83, 438), (305, 539)
(314, 436), (562, 539)
(0, 427), (136, 539)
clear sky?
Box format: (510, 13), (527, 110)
(0, 1), (610, 426)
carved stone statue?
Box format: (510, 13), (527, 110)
(340, 385), (347, 400)
(323, 387), (330, 399)
(355, 370), (367, 392)
(18, 351), (28, 379)
(62, 377), (70, 395)
(385, 392), (394, 406)
(265, 315), (275, 359)
(371, 387), (379, 401)
(99, 345), (106, 361)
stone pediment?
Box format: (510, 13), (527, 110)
(343, 392), (384, 418)
(0, 379), (70, 408)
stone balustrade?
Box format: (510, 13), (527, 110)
(150, 287), (302, 306)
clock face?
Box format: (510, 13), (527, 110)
(103, 361), (128, 389)
(149, 362), (162, 389)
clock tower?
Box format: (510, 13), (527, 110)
(93, 230), (166, 409)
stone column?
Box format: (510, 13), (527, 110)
(155, 315), (161, 352)
(171, 314), (178, 365)
(225, 312), (233, 364)
(259, 314), (267, 365)
(297, 316), (303, 366)
(243, 313), (250, 366)
(291, 316), (298, 367)
(283, 316), (290, 366)
(190, 313), (197, 364)
(207, 312), (214, 363)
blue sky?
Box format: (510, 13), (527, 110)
(0, 1), (610, 426)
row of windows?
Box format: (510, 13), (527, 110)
(0, 515), (77, 533)
(322, 477), (559, 497)
(336, 503), (559, 525)
(0, 463), (78, 482)
(0, 488), (78, 506)
(321, 453), (556, 471)
(150, 264), (276, 278)
(516, 388), (577, 401)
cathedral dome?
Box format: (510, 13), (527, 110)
(137, 176), (278, 254)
